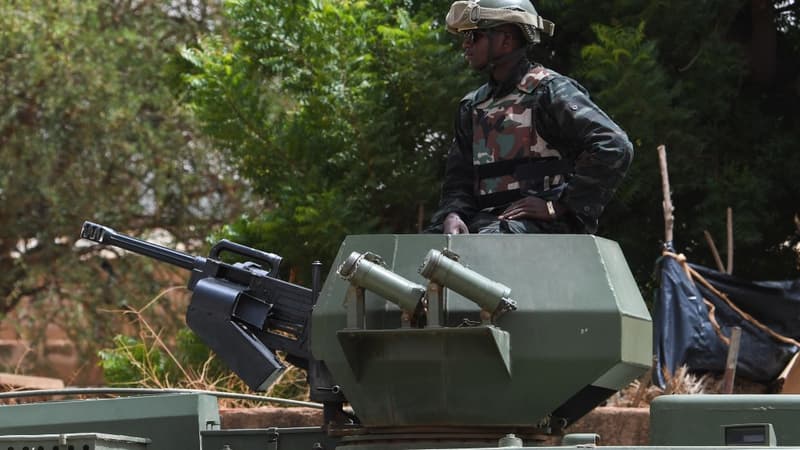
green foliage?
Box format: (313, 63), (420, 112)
(543, 1), (800, 282)
(99, 329), (224, 388)
(183, 0), (474, 277)
(184, 0), (800, 287)
(175, 327), (222, 372)
(99, 335), (169, 387)
(0, 0), (245, 378)
(99, 325), (308, 401)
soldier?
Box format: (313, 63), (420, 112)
(429, 0), (633, 234)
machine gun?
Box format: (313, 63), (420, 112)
(80, 221), (321, 393)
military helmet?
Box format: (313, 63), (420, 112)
(446, 0), (555, 44)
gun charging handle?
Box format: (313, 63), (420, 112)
(418, 249), (517, 322)
(337, 251), (426, 316)
(210, 239), (282, 277)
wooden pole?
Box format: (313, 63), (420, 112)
(704, 230), (726, 272)
(721, 326), (742, 394)
(726, 207), (734, 274)
(657, 145), (675, 248)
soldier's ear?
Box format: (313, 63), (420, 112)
(500, 31), (515, 49)
(501, 30), (523, 51)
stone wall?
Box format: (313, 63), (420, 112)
(0, 323), (103, 385)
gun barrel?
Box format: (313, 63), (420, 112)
(81, 221), (199, 271)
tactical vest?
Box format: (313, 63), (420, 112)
(470, 67), (572, 210)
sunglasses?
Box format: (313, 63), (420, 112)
(462, 29), (489, 44)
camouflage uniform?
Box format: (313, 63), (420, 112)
(430, 59), (633, 234)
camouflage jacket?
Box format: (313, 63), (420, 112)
(431, 60), (633, 234)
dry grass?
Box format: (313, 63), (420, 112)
(607, 365), (771, 408)
(98, 288), (310, 408)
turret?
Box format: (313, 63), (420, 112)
(311, 234), (652, 447)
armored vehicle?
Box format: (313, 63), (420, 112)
(0, 225), (796, 450)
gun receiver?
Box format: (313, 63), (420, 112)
(80, 221), (314, 392)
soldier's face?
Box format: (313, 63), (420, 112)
(462, 29), (491, 69)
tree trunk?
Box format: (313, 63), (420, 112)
(749, 0), (777, 84)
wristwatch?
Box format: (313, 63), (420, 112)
(546, 201), (556, 218)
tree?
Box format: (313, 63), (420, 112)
(0, 0), (245, 379)
(542, 0), (800, 282)
(185, 0), (800, 289)
(183, 0), (475, 279)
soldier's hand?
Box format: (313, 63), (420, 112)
(443, 213), (469, 234)
(498, 197), (561, 221)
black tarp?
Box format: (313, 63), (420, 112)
(653, 254), (800, 387)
